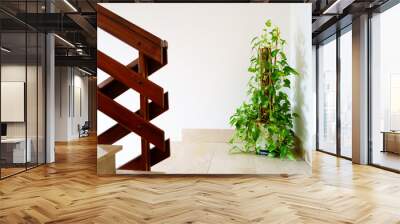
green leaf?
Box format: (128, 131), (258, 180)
(279, 52), (287, 60)
(265, 20), (272, 27)
(251, 36), (258, 44)
(283, 79), (290, 88)
(286, 150), (295, 160)
(284, 66), (299, 76)
(248, 67), (257, 73)
(271, 49), (279, 58)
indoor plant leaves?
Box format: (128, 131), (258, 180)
(229, 20), (299, 160)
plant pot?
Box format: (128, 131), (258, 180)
(257, 150), (269, 156)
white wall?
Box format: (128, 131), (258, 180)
(55, 67), (68, 141)
(55, 67), (89, 141)
(71, 72), (89, 138)
(287, 6), (314, 164)
(97, 3), (314, 166)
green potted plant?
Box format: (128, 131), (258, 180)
(229, 20), (299, 160)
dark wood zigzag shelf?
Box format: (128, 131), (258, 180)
(97, 5), (170, 171)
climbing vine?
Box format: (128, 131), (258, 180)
(229, 20), (299, 159)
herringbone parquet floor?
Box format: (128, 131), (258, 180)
(1, 136), (400, 223)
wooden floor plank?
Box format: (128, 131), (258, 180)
(0, 135), (400, 223)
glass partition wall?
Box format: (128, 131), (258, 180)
(370, 3), (400, 172)
(317, 27), (353, 159)
(0, 31), (27, 177)
(316, 0), (400, 172)
(0, 2), (46, 179)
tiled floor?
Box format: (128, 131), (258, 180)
(151, 142), (311, 175)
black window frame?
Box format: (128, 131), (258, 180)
(315, 24), (352, 161)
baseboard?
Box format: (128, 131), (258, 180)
(181, 129), (234, 143)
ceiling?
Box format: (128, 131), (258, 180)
(311, 0), (392, 43)
(0, 0), (395, 70)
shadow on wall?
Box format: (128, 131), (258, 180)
(293, 24), (314, 165)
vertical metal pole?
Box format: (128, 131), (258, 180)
(316, 45), (320, 150)
(44, 34), (47, 164)
(25, 1), (28, 170)
(36, 0), (39, 167)
(367, 11), (373, 164)
(36, 20), (39, 167)
(46, 25), (55, 163)
(336, 29), (341, 157)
